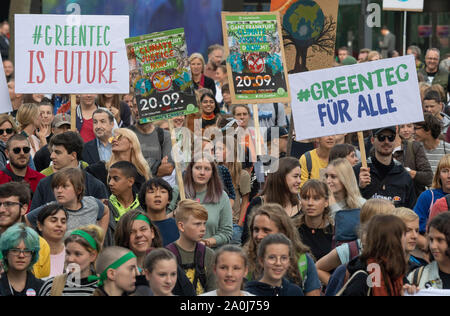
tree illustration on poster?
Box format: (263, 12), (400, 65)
(282, 0), (336, 73)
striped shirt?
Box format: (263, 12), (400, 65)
(424, 140), (450, 174)
(38, 277), (98, 296)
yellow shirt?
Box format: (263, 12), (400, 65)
(32, 237), (51, 279)
(299, 149), (329, 187)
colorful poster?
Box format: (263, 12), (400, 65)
(222, 12), (290, 104)
(14, 14), (130, 94)
(270, 0), (339, 73)
(290, 55), (423, 141)
(126, 28), (198, 123)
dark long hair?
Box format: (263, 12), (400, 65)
(428, 212), (450, 259)
(261, 157), (300, 207)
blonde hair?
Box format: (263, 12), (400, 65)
(189, 53), (205, 70)
(367, 51), (382, 61)
(327, 158), (364, 209)
(0, 114), (18, 133)
(174, 199), (208, 223)
(432, 154), (450, 189)
(360, 199), (395, 225)
(107, 128), (151, 180)
(64, 225), (104, 255)
(16, 103), (39, 130)
(393, 207), (419, 223)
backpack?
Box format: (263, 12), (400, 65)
(297, 253), (308, 287)
(336, 270), (372, 296)
(411, 266), (425, 287)
(305, 151), (312, 180)
(166, 242), (207, 294)
(333, 209), (361, 246)
(150, 127), (166, 176)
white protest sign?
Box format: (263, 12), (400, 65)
(0, 55), (13, 114)
(14, 14), (130, 94)
(405, 288), (450, 296)
(289, 55), (423, 141)
(383, 0), (424, 12)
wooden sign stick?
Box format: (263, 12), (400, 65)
(70, 94), (77, 131)
(357, 131), (367, 168)
(168, 119), (186, 201)
(252, 104), (262, 156)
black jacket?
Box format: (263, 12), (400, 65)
(339, 257), (370, 296)
(33, 144), (51, 172)
(82, 139), (101, 166)
(353, 156), (416, 208)
(0, 272), (44, 296)
(30, 168), (108, 210)
(245, 278), (304, 296)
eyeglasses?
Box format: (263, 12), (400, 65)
(376, 134), (396, 142)
(108, 134), (123, 143)
(0, 128), (13, 135)
(12, 147), (31, 154)
(9, 248), (33, 257)
(0, 201), (23, 209)
(265, 255), (290, 265)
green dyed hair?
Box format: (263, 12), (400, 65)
(0, 223), (40, 272)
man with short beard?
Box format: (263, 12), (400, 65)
(354, 127), (416, 208)
(82, 108), (115, 165)
(0, 134), (45, 194)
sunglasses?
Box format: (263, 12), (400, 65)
(0, 128), (13, 135)
(12, 147), (31, 154)
(108, 134), (123, 143)
(376, 134), (396, 142)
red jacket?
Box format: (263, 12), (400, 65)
(0, 164), (46, 193)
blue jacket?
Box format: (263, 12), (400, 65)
(245, 278), (304, 296)
(413, 189), (445, 233)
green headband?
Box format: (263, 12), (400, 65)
(135, 214), (151, 226)
(97, 251), (137, 287)
(71, 230), (98, 251)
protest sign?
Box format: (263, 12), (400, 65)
(14, 14), (130, 94)
(383, 0), (424, 12)
(290, 55), (423, 141)
(221, 12), (291, 105)
(0, 56), (13, 115)
(125, 28), (198, 125)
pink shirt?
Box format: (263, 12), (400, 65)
(49, 248), (66, 278)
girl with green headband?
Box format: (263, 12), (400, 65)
(38, 225), (103, 296)
(93, 246), (138, 296)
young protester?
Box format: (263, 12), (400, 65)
(392, 207), (428, 271)
(245, 233), (304, 296)
(37, 102), (54, 143)
(36, 204), (68, 277)
(399, 124), (415, 141)
(0, 134), (46, 194)
(92, 246), (137, 296)
(329, 144), (359, 167)
(0, 223), (43, 296)
(26, 168), (110, 237)
(407, 212), (450, 290)
(38, 225), (103, 296)
(296, 180), (334, 261)
(355, 126), (416, 208)
(413, 154), (450, 248)
(241, 157), (302, 244)
(199, 91), (221, 130)
(86, 128), (150, 191)
(201, 245), (254, 296)
(0, 182), (50, 279)
(168, 156), (233, 248)
(325, 158), (366, 219)
(338, 215), (408, 296)
(167, 199), (216, 295)
(16, 103), (43, 157)
(245, 203), (321, 296)
(299, 136), (336, 185)
(74, 94), (99, 143)
(31, 131), (109, 210)
(139, 178), (179, 246)
(316, 198), (395, 286)
(143, 248), (178, 296)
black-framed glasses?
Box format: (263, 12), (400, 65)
(376, 134), (396, 142)
(0, 128), (13, 135)
(0, 201), (23, 209)
(9, 248), (33, 257)
(414, 126), (424, 131)
(12, 147), (31, 154)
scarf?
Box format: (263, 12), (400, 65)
(367, 258), (404, 296)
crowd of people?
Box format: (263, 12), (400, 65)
(0, 17), (450, 296)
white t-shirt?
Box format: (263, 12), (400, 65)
(49, 247), (65, 278)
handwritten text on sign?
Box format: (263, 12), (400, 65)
(290, 55), (423, 141)
(15, 14), (130, 93)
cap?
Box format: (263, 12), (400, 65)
(372, 126), (396, 136)
(342, 56), (357, 66)
(266, 126), (289, 142)
(52, 113), (71, 128)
